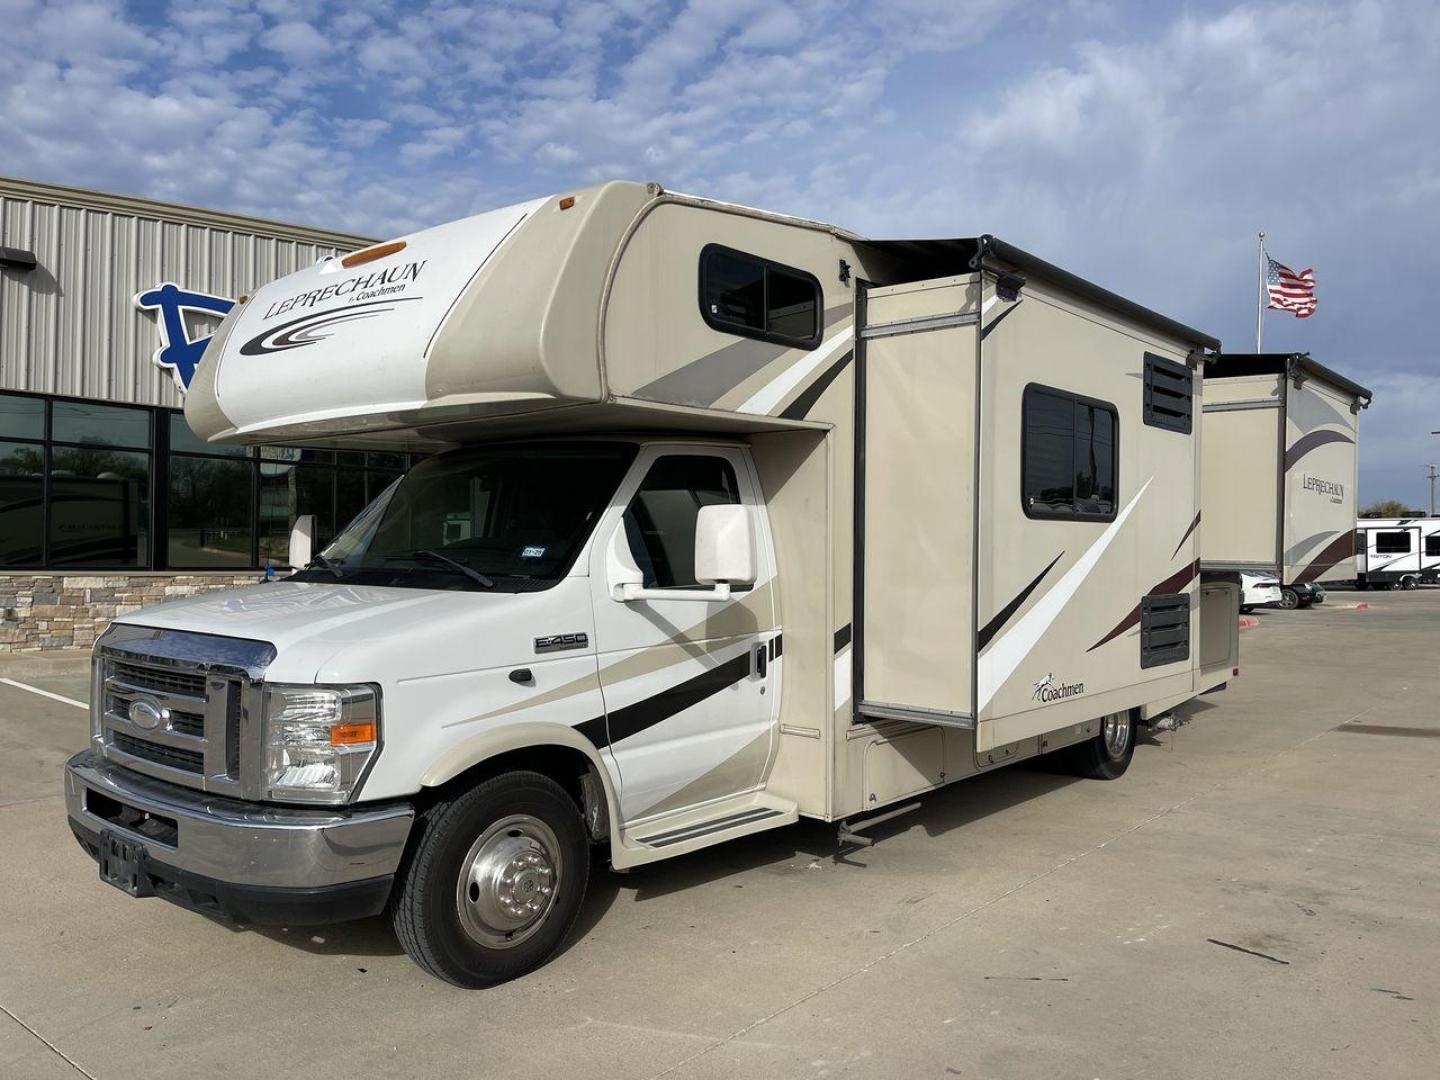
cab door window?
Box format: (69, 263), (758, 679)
(622, 456), (740, 588)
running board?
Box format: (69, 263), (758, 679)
(638, 806), (782, 848)
(612, 792), (798, 869)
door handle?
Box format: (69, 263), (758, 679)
(754, 642), (768, 679)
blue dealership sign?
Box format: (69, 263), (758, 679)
(133, 282), (235, 391)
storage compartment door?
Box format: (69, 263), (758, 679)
(860, 286), (977, 726)
(1198, 581), (1239, 690)
(1200, 404), (1281, 570)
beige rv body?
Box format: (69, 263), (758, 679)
(186, 181), (1232, 848)
(1200, 355), (1370, 589)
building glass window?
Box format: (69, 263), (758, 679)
(0, 439), (45, 566)
(0, 393), (45, 440)
(0, 393), (418, 572)
(167, 456), (254, 568)
(49, 446), (151, 567)
(52, 400), (151, 449)
(1022, 384), (1118, 521)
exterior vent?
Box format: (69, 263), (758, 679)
(1143, 353), (1193, 434)
(1140, 593), (1191, 668)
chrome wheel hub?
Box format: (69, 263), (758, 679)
(1102, 712), (1131, 759)
(456, 814), (562, 949)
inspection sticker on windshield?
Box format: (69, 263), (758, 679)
(520, 545), (547, 559)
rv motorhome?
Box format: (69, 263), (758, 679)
(1200, 353), (1372, 608)
(65, 182), (1236, 986)
(1354, 517), (1440, 588)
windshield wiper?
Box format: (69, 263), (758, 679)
(307, 553), (345, 578)
(385, 549), (495, 588)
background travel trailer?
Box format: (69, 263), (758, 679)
(1354, 517), (1440, 588)
(70, 181), (1236, 984)
(1200, 353), (1371, 607)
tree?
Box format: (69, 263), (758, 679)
(1360, 499), (1420, 518)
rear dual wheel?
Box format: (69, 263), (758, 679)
(1063, 709), (1136, 780)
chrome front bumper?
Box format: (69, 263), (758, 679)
(66, 750), (413, 897)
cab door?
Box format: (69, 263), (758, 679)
(587, 445), (779, 825)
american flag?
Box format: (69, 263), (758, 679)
(1265, 253), (1317, 318)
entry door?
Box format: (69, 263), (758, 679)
(587, 446), (778, 824)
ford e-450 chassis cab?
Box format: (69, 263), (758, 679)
(66, 181), (1238, 986)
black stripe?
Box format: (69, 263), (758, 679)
(770, 634), (783, 661)
(780, 349), (853, 420)
(980, 303), (1020, 340)
(977, 551), (1064, 652)
(833, 624), (852, 652)
(577, 651), (753, 750)
(1283, 428), (1353, 472)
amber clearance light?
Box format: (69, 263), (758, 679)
(340, 240), (407, 269)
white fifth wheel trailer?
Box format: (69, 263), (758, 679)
(1354, 517), (1440, 588)
(1200, 353), (1372, 609)
(65, 181), (1236, 986)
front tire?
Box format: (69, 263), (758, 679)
(1066, 710), (1136, 780)
(1278, 587), (1300, 609)
(391, 770), (590, 987)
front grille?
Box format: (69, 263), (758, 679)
(170, 710), (205, 737)
(96, 629), (275, 798)
(112, 732), (205, 774)
(110, 660), (207, 698)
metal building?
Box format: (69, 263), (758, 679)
(0, 175), (401, 651)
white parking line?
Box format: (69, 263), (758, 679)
(0, 677), (88, 710)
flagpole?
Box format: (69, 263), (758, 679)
(1255, 231), (1265, 352)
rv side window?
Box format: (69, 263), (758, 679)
(1022, 385), (1118, 522)
(1376, 530), (1411, 554)
(1142, 353), (1193, 434)
(623, 455), (741, 589)
(700, 245), (822, 349)
(1428, 535), (1440, 558)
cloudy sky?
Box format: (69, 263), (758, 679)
(3, 0), (1437, 506)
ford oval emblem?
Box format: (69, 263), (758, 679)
(128, 696), (168, 731)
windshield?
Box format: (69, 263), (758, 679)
(291, 442), (637, 591)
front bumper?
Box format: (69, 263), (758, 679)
(65, 750), (413, 925)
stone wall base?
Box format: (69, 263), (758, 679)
(0, 573), (260, 653)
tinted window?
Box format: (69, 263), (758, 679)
(52, 401), (150, 449)
(48, 447), (150, 566)
(0, 394), (44, 440)
(624, 456), (740, 589)
(700, 245), (821, 349)
(703, 249), (765, 331)
(767, 268), (818, 341)
(1427, 535), (1440, 558)
(1376, 530), (1411, 554)
(1023, 386), (1118, 521)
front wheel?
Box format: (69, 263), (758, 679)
(391, 770), (590, 987)
(1066, 710), (1136, 780)
(1278, 587), (1300, 609)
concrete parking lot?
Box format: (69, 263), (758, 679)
(1, 589), (1436, 1080)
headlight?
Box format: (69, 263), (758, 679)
(262, 684), (380, 804)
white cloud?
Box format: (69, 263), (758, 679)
(261, 21), (332, 64)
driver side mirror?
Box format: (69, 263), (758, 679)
(288, 514), (316, 571)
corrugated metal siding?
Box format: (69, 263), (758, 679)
(1, 189), (373, 408)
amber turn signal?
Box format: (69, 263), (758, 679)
(330, 721), (377, 746)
